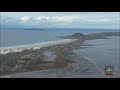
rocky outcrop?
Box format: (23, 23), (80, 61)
(60, 33), (85, 39)
(60, 32), (120, 40)
(100, 32), (120, 36)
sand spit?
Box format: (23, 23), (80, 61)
(0, 39), (77, 55)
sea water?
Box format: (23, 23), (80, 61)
(73, 36), (120, 74)
(1, 28), (119, 47)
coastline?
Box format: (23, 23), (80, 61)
(0, 39), (77, 55)
(0, 32), (119, 77)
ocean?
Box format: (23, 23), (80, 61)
(74, 36), (120, 74)
(0, 28), (119, 47)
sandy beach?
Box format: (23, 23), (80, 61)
(0, 39), (77, 54)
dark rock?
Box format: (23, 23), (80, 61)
(59, 32), (120, 40)
(101, 32), (120, 36)
(60, 33), (85, 39)
(85, 32), (120, 40)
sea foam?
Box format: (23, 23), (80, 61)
(0, 39), (77, 55)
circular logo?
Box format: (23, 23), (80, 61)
(104, 65), (115, 76)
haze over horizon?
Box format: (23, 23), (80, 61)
(1, 12), (120, 29)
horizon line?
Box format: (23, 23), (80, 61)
(1, 27), (120, 30)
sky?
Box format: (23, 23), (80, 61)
(1, 12), (120, 29)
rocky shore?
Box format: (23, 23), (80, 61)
(60, 32), (120, 40)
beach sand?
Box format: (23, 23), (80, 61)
(0, 39), (77, 54)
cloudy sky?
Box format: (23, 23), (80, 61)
(1, 12), (119, 29)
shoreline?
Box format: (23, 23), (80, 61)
(0, 32), (119, 77)
(0, 39), (77, 55)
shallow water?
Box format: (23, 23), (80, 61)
(74, 36), (120, 74)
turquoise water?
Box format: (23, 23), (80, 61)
(0, 28), (119, 47)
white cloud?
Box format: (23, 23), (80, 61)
(20, 16), (30, 22)
(84, 18), (113, 24)
(99, 19), (112, 22)
(34, 16), (51, 23)
(31, 15), (80, 24)
(18, 15), (116, 25)
(3, 15), (117, 27)
(1, 12), (119, 28)
(53, 16), (79, 23)
(51, 15), (114, 24)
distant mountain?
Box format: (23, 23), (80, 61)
(60, 32), (120, 40)
(59, 33), (85, 39)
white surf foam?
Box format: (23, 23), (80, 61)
(0, 39), (77, 55)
